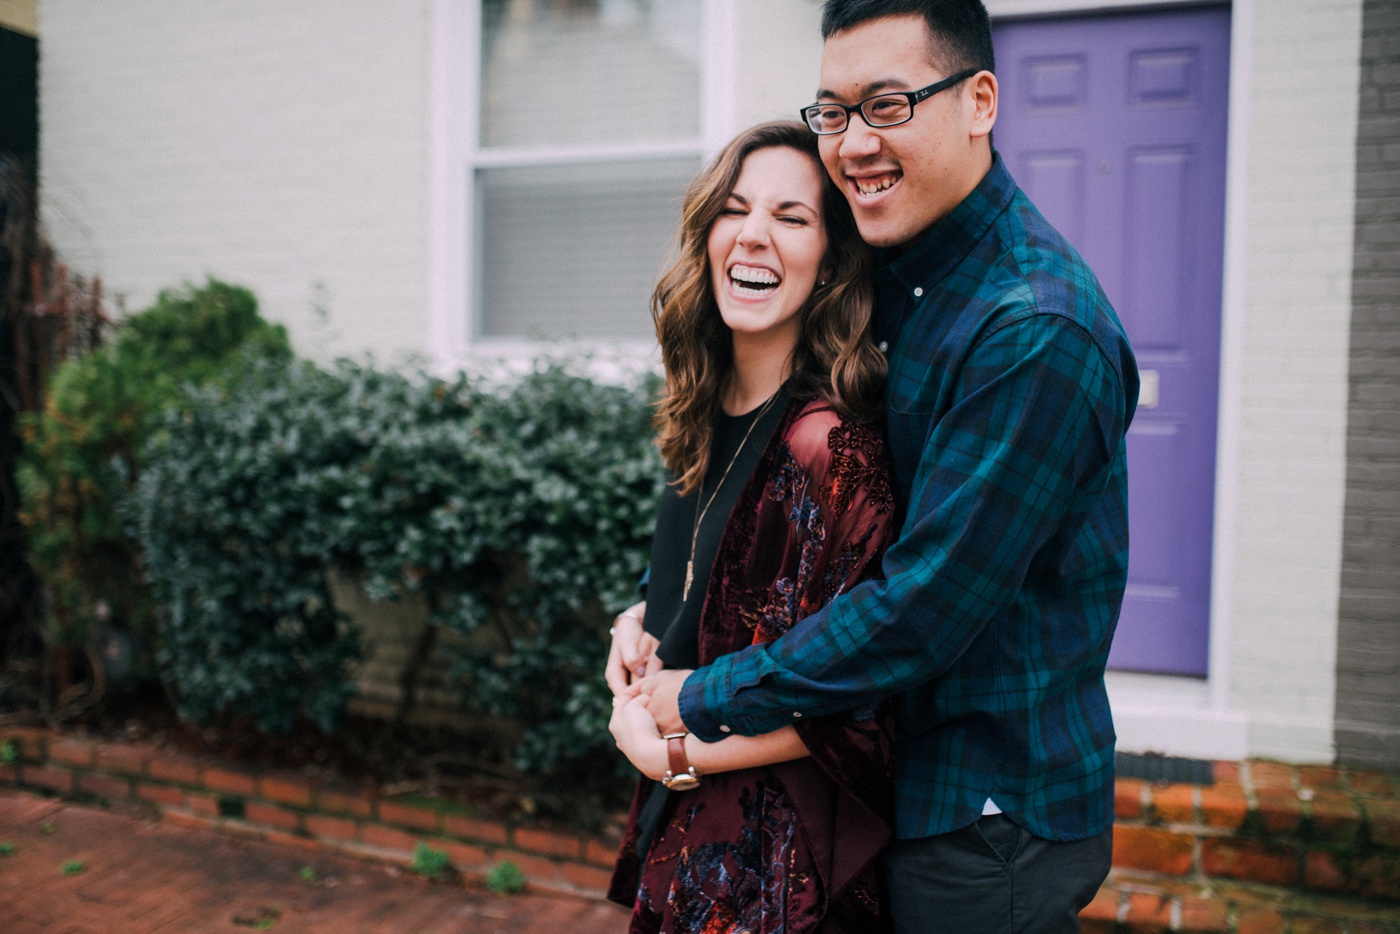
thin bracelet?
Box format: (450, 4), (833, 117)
(610, 612), (643, 637)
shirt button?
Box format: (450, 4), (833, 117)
(877, 340), (889, 354)
(792, 711), (803, 718)
(719, 724), (731, 733)
(913, 287), (924, 297)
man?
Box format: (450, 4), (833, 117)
(610, 1), (1138, 930)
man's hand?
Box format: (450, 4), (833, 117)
(637, 668), (692, 735)
(604, 602), (661, 696)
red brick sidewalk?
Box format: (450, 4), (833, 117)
(4, 725), (1399, 932)
(0, 790), (631, 933)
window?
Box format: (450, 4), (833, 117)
(438, 0), (734, 349)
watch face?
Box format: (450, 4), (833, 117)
(664, 772), (700, 791)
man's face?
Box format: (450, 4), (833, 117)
(817, 14), (986, 249)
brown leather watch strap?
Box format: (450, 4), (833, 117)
(662, 732), (699, 789)
(666, 733), (690, 777)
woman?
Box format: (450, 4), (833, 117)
(604, 121), (897, 934)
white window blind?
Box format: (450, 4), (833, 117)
(474, 0), (704, 340)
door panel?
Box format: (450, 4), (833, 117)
(1125, 146), (1191, 349)
(993, 7), (1230, 676)
(1021, 150), (1087, 245)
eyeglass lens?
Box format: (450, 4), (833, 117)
(805, 94), (912, 134)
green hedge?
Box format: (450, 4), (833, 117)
(17, 280), (291, 651)
(130, 359), (663, 772)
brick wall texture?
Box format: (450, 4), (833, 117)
(1226, 0), (1363, 762)
(1336, 0), (1400, 770)
(38, 0), (431, 364)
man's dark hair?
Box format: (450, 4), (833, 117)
(821, 0), (995, 76)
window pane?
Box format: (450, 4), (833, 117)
(477, 157), (698, 339)
(481, 0), (701, 148)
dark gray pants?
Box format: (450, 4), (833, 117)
(880, 815), (1112, 934)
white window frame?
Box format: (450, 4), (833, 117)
(428, 0), (739, 374)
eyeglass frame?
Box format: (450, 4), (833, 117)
(800, 68), (981, 135)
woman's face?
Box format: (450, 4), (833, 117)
(707, 146), (829, 349)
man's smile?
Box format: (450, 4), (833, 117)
(852, 170), (901, 196)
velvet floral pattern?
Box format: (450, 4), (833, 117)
(609, 399), (897, 934)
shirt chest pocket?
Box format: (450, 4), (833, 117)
(884, 351), (949, 417)
(882, 353), (959, 479)
(882, 299), (966, 417)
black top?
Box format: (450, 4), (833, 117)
(645, 386), (789, 669)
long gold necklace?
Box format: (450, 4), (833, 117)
(684, 389), (781, 602)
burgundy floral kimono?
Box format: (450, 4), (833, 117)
(609, 398), (898, 934)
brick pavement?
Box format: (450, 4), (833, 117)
(0, 790), (631, 933)
(5, 726), (1400, 932)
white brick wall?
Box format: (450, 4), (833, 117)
(1219, 0), (1363, 760)
(734, 0), (823, 129)
(39, 0), (431, 363)
(35, 0), (1368, 763)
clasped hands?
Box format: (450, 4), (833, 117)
(605, 603), (691, 781)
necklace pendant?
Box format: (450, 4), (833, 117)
(683, 560), (694, 601)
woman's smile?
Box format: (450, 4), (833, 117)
(725, 262), (781, 298)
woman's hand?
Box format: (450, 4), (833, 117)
(634, 669), (691, 735)
(605, 602), (662, 696)
(609, 694), (668, 781)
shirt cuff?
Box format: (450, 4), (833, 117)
(679, 644), (790, 741)
(679, 653), (742, 742)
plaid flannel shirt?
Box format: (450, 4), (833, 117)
(678, 154), (1139, 842)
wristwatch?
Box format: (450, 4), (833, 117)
(661, 732), (700, 790)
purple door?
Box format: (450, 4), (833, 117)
(993, 7), (1230, 677)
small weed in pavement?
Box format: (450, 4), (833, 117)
(411, 842), (450, 880)
(485, 859), (526, 894)
(233, 905), (282, 928)
(40, 822), (55, 835)
(0, 740), (18, 764)
(60, 860), (85, 876)
(298, 865), (316, 883)
(0, 841), (15, 856)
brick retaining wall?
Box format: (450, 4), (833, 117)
(1112, 761), (1400, 902)
(0, 728), (619, 898)
(2, 727), (1397, 932)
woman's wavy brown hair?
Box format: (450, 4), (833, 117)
(653, 120), (885, 495)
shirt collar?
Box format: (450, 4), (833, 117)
(876, 151), (1016, 295)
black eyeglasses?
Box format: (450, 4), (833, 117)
(800, 69), (980, 135)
